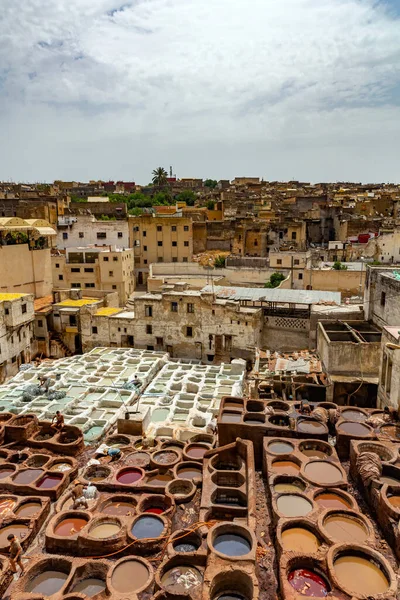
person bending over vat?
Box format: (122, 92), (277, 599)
(96, 443), (121, 462)
(72, 480), (89, 509)
(52, 410), (65, 432)
(8, 534), (24, 575)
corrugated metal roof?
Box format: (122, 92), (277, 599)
(201, 285), (340, 305)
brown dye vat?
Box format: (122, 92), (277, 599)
(146, 473), (173, 485)
(301, 448), (327, 459)
(153, 451), (179, 465)
(323, 515), (368, 543)
(272, 460), (300, 475)
(177, 466), (202, 480)
(281, 527), (320, 552)
(334, 555), (389, 596)
(0, 523), (29, 545)
(13, 469), (44, 485)
(276, 495), (313, 517)
(220, 413), (242, 424)
(341, 409), (367, 422)
(15, 502), (42, 517)
(102, 501), (135, 516)
(297, 420), (326, 434)
(54, 517), (88, 537)
(315, 493), (351, 510)
(0, 498), (16, 515)
(49, 462), (71, 472)
(161, 565), (203, 593)
(186, 444), (209, 459)
(223, 400), (243, 409)
(268, 441), (294, 454)
(274, 482), (305, 493)
(125, 452), (151, 468)
(89, 522), (121, 539)
(304, 461), (342, 485)
(0, 468), (15, 479)
(338, 421), (370, 435)
(112, 560), (150, 593)
(387, 495), (400, 509)
(380, 475), (400, 485)
(27, 571), (68, 595)
(36, 474), (62, 489)
(71, 578), (106, 597)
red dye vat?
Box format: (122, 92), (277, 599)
(144, 507), (164, 514)
(288, 568), (329, 597)
(35, 474), (63, 489)
(116, 468), (143, 485)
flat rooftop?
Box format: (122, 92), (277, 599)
(202, 285), (341, 305)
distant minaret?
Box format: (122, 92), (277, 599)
(170, 166), (173, 177)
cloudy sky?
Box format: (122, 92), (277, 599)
(1, 0), (400, 184)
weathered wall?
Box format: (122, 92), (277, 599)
(0, 245), (53, 297)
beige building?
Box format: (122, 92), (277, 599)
(0, 218), (56, 297)
(0, 293), (36, 382)
(57, 214), (129, 250)
(129, 215), (193, 286)
(378, 326), (400, 411)
(52, 246), (134, 305)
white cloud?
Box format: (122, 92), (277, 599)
(0, 0), (400, 182)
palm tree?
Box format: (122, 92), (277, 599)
(152, 167), (168, 189)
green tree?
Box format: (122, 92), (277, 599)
(206, 200), (215, 210)
(152, 167), (168, 189)
(264, 272), (285, 288)
(204, 179), (218, 188)
(128, 207), (143, 216)
(333, 261), (348, 271)
(152, 191), (173, 205)
(71, 196), (87, 203)
(176, 190), (196, 206)
(214, 255), (226, 268)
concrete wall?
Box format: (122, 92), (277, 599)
(378, 330), (400, 410)
(56, 215), (129, 250)
(0, 245), (53, 297)
(364, 267), (400, 328)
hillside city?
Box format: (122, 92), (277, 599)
(0, 171), (400, 599)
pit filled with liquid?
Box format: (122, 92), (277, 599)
(54, 517), (88, 537)
(268, 441), (294, 454)
(281, 527), (320, 553)
(89, 522), (121, 539)
(288, 568), (329, 597)
(15, 502), (42, 517)
(131, 515), (164, 539)
(277, 494), (313, 517)
(27, 571), (68, 596)
(111, 560), (150, 593)
(323, 515), (368, 543)
(272, 461), (300, 475)
(315, 493), (351, 510)
(334, 555), (389, 596)
(102, 501), (135, 516)
(213, 533), (251, 557)
(304, 461), (342, 485)
(116, 468), (143, 484)
(161, 565), (202, 592)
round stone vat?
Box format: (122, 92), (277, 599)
(354, 441), (396, 463)
(25, 454), (51, 468)
(379, 423), (400, 441)
(340, 408), (368, 422)
(243, 412), (265, 425)
(9, 452), (29, 464)
(209, 569), (254, 600)
(276, 493), (314, 518)
(160, 564), (203, 594)
(88, 518), (122, 540)
(170, 528), (202, 553)
(209, 523), (255, 559)
(271, 458), (301, 476)
(54, 513), (89, 537)
(266, 400), (290, 412)
(220, 412), (242, 424)
(105, 434), (131, 448)
(337, 420), (373, 437)
(48, 460), (74, 473)
(15, 500), (42, 517)
(124, 451), (151, 469)
(110, 556), (153, 594)
(137, 493), (173, 516)
(314, 489), (355, 510)
(131, 514), (167, 543)
(246, 401), (265, 412)
(266, 440), (295, 455)
(183, 443), (210, 461)
(161, 440), (185, 452)
(175, 461), (202, 482)
(378, 464), (400, 486)
(328, 545), (397, 599)
(302, 460), (345, 486)
(24, 559), (71, 597)
(317, 402), (337, 410)
(83, 465), (111, 483)
(288, 565), (331, 597)
(100, 496), (137, 517)
(382, 486), (400, 513)
(297, 419), (328, 436)
(151, 449), (181, 469)
(116, 467), (144, 485)
(188, 433), (214, 446)
(0, 464), (16, 480)
(0, 522), (30, 547)
(280, 522), (321, 553)
(70, 576), (106, 597)
(166, 479), (196, 504)
(211, 471), (245, 488)
(299, 440), (332, 460)
(145, 471), (174, 487)
(320, 510), (372, 544)
(268, 414), (290, 428)
(272, 476), (306, 494)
